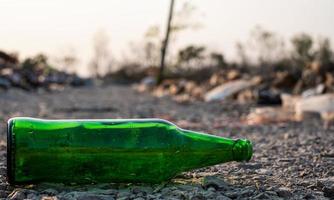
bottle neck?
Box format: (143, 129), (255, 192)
(231, 139), (253, 162)
(179, 129), (253, 162)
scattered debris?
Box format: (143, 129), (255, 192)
(0, 51), (90, 91)
(202, 176), (229, 190)
(295, 94), (334, 128)
(317, 178), (334, 198)
(276, 187), (292, 198)
(0, 77), (11, 89)
(205, 79), (256, 102)
(281, 94), (301, 110)
(246, 107), (295, 125)
(141, 76), (156, 87)
(301, 84), (326, 98)
(257, 89), (282, 105)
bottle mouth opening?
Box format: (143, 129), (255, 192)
(7, 118), (15, 184)
(232, 139), (253, 162)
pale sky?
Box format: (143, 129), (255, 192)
(1, 0), (333, 76)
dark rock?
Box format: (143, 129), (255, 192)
(302, 84), (325, 98)
(273, 71), (298, 89)
(276, 187), (292, 198)
(323, 185), (334, 198)
(303, 193), (316, 200)
(133, 198), (145, 200)
(77, 194), (112, 200)
(27, 193), (39, 199)
(253, 192), (270, 199)
(0, 77), (11, 89)
(189, 192), (205, 200)
(0, 190), (8, 198)
(239, 162), (262, 170)
(0, 184), (7, 190)
(93, 189), (117, 195)
(42, 188), (59, 196)
(8, 190), (26, 200)
(216, 195), (232, 200)
(317, 177), (334, 198)
(202, 190), (217, 199)
(117, 189), (131, 199)
(202, 176), (229, 190)
(224, 191), (239, 199)
(257, 89), (282, 105)
(239, 188), (254, 197)
(0, 50), (18, 64)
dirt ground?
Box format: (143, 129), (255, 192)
(0, 85), (333, 200)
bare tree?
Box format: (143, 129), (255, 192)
(54, 47), (78, 73)
(249, 26), (286, 65)
(90, 30), (111, 78)
(156, 0), (201, 84)
(177, 45), (206, 68)
(143, 26), (161, 67)
(157, 0), (175, 85)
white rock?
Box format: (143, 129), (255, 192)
(296, 94), (334, 117)
(204, 80), (254, 102)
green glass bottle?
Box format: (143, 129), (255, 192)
(7, 117), (252, 184)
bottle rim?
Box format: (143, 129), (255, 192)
(7, 118), (15, 184)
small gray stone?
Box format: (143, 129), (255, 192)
(189, 192), (205, 200)
(202, 190), (217, 199)
(133, 198), (145, 200)
(224, 191), (238, 199)
(0, 184), (7, 190)
(160, 187), (173, 196)
(177, 185), (201, 192)
(239, 162), (262, 169)
(207, 187), (216, 192)
(276, 187), (291, 198)
(116, 197), (129, 200)
(0, 190), (9, 198)
(216, 195), (231, 200)
(42, 189), (59, 196)
(91, 189), (117, 195)
(265, 191), (278, 196)
(239, 189), (254, 197)
(117, 190), (131, 199)
(318, 178), (334, 198)
(77, 194), (112, 200)
(26, 193), (39, 200)
(169, 190), (186, 199)
(255, 169), (273, 176)
(8, 189), (26, 200)
(303, 193), (316, 200)
(202, 176), (229, 190)
(253, 192), (270, 199)
(323, 185), (334, 198)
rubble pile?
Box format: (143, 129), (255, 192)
(134, 63), (334, 125)
(0, 51), (90, 91)
(133, 69), (259, 103)
(135, 66), (332, 102)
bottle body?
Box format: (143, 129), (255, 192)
(7, 117), (252, 184)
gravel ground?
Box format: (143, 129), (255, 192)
(0, 85), (333, 200)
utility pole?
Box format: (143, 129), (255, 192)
(157, 0), (175, 85)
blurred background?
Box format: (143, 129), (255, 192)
(1, 0), (333, 75)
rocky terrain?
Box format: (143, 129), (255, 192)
(0, 85), (333, 199)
